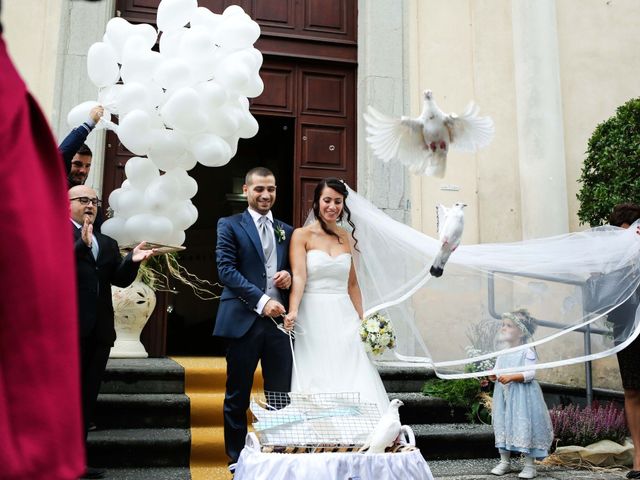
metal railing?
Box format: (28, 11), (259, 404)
(487, 270), (609, 406)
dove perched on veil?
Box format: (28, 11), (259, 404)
(430, 202), (466, 278)
(360, 399), (404, 454)
(364, 90), (494, 177)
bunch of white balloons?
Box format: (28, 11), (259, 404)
(69, 0), (263, 246)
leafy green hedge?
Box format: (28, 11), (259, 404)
(577, 98), (640, 226)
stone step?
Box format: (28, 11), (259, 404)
(100, 467), (191, 480)
(411, 423), (495, 460)
(390, 392), (469, 424)
(94, 393), (190, 430)
(378, 363), (435, 393)
(101, 358), (185, 394)
(87, 428), (190, 468)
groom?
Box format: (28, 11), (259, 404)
(214, 167), (294, 470)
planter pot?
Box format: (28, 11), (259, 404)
(110, 280), (156, 358)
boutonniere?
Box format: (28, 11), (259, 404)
(274, 224), (286, 243)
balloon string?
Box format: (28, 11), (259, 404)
(270, 315), (303, 391)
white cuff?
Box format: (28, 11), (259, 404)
(255, 294), (270, 315)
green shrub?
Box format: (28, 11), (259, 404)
(577, 97), (640, 226)
(422, 377), (492, 424)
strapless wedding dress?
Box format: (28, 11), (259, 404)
(290, 249), (389, 415)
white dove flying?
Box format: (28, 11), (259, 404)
(364, 90), (494, 177)
(430, 202), (466, 278)
(360, 398), (404, 454)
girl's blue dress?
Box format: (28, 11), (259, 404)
(492, 349), (554, 458)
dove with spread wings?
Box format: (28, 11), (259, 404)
(430, 202), (466, 278)
(364, 90), (494, 177)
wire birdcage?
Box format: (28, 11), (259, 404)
(250, 391), (381, 451)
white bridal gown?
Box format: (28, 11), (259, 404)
(291, 249), (390, 415)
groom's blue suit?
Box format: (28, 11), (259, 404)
(214, 209), (294, 464)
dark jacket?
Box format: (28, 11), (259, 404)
(72, 223), (139, 344)
(213, 210), (293, 339)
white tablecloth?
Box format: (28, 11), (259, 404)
(234, 434), (434, 480)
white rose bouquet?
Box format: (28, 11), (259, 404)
(359, 312), (396, 356)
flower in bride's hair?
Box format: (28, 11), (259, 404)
(359, 312), (396, 356)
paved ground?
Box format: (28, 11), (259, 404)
(429, 458), (630, 479)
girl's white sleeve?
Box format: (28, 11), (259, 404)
(522, 348), (537, 383)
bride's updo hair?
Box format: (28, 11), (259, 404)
(312, 178), (358, 250)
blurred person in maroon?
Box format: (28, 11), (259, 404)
(0, 11), (84, 480)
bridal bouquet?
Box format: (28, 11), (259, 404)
(359, 312), (396, 356)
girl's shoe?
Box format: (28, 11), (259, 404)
(491, 461), (511, 475)
(518, 466), (537, 479)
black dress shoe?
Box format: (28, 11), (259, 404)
(81, 467), (105, 479)
(627, 471), (640, 479)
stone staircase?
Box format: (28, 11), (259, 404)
(91, 358), (620, 479)
(91, 358), (191, 479)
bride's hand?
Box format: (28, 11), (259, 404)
(283, 312), (297, 331)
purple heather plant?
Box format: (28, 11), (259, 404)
(549, 401), (628, 447)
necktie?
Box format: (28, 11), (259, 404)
(258, 216), (274, 260)
(91, 236), (99, 260)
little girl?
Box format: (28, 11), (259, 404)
(489, 309), (554, 479)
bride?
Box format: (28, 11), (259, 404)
(283, 178), (390, 414)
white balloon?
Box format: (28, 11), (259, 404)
(167, 201), (197, 230)
(157, 0), (198, 32)
(242, 74), (264, 98)
(118, 110), (154, 155)
(117, 188), (146, 218)
(164, 168), (198, 199)
(179, 26), (214, 60)
(121, 179), (132, 190)
(125, 214), (174, 244)
(237, 112), (259, 139)
(222, 5), (246, 17)
(215, 57), (250, 92)
(195, 80), (228, 110)
(159, 28), (186, 59)
(214, 15), (260, 50)
(223, 134), (240, 158)
(161, 87), (208, 133)
(154, 58), (194, 90)
(190, 7), (223, 31)
(133, 23), (158, 50)
(148, 129), (188, 172)
(101, 217), (132, 246)
(104, 17), (134, 62)
(208, 101), (242, 137)
(87, 42), (120, 87)
(175, 151), (199, 171)
(108, 187), (124, 211)
(116, 82), (154, 116)
(98, 84), (123, 113)
(67, 101), (99, 128)
(124, 156), (159, 190)
(166, 229), (186, 247)
(144, 177), (178, 212)
(187, 202), (199, 224)
(190, 133), (232, 167)
(120, 48), (162, 84)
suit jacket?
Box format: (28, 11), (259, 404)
(214, 210), (293, 339)
(72, 223), (140, 344)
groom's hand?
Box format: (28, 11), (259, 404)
(273, 270), (291, 289)
(262, 299), (285, 317)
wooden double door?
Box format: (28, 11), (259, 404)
(108, 0), (358, 355)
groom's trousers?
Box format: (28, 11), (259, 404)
(223, 316), (293, 463)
